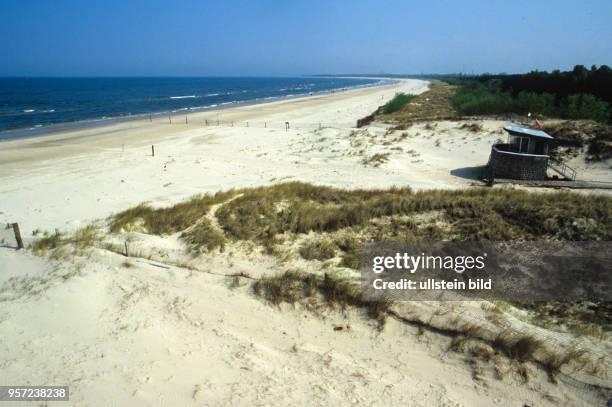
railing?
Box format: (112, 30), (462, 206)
(548, 160), (577, 181)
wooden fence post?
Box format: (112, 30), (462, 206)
(152, 145), (155, 157)
(185, 116), (188, 125)
(124, 241), (129, 257)
(12, 223), (24, 249)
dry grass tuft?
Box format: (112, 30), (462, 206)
(31, 231), (63, 255)
(361, 153), (390, 167)
(72, 225), (102, 249)
(110, 190), (236, 234)
(299, 238), (336, 261)
(459, 122), (484, 133)
(253, 271), (392, 328)
(253, 270), (317, 306)
(541, 348), (589, 383)
(493, 332), (544, 363)
(181, 219), (226, 253)
(32, 225), (102, 255)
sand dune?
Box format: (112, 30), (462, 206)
(1, 79), (610, 406)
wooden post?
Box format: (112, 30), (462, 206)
(152, 145), (155, 157)
(185, 116), (188, 125)
(12, 223), (24, 249)
(124, 241), (129, 257)
(205, 119), (208, 126)
(264, 122), (267, 128)
(169, 114), (172, 124)
(246, 121), (249, 128)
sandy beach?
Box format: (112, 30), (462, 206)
(1, 78), (610, 406)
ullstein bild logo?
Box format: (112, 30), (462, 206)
(361, 241), (612, 302)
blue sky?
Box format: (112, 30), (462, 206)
(1, 0), (611, 76)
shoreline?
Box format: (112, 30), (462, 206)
(0, 78), (411, 170)
(0, 77), (394, 143)
(0, 78), (429, 232)
(1, 76), (610, 406)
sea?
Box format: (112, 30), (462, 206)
(0, 77), (382, 140)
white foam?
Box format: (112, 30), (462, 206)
(169, 95), (196, 99)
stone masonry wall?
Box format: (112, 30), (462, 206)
(488, 145), (548, 180)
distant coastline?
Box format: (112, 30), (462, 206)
(0, 77), (391, 141)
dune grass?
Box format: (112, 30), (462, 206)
(108, 182), (611, 256)
(181, 219), (227, 253)
(110, 190), (237, 234)
(31, 225), (102, 255)
(299, 238), (337, 261)
(381, 93), (415, 114)
(106, 182), (611, 340)
(253, 271), (392, 327)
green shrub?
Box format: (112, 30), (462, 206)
(381, 93), (415, 114)
(453, 85), (514, 116)
(564, 94), (610, 123)
(452, 81), (610, 123)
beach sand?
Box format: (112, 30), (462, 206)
(1, 79), (610, 406)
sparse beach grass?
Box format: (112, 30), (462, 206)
(99, 182), (612, 262)
(380, 92), (415, 114)
(299, 238), (337, 261)
(253, 271), (391, 327)
(92, 183), (612, 348)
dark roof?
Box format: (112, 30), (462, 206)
(503, 125), (554, 140)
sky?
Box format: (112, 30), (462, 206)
(1, 0), (611, 77)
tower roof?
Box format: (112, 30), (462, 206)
(503, 125), (553, 140)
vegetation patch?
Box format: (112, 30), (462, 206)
(253, 271), (392, 327)
(377, 81), (457, 122)
(381, 93), (415, 114)
(361, 153), (390, 167)
(449, 65), (612, 123)
(32, 225), (102, 255)
(31, 231), (63, 254)
(181, 219), (227, 253)
(110, 190), (237, 234)
(109, 182), (611, 339)
(545, 120), (612, 162)
(299, 238), (337, 261)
